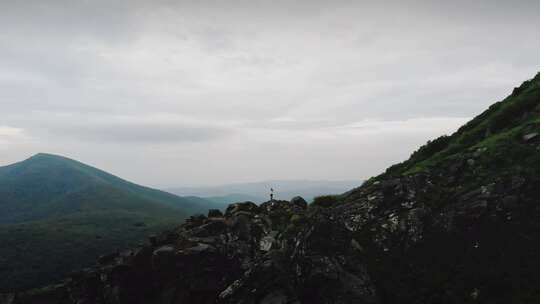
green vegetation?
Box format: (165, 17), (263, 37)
(350, 72), (540, 304)
(384, 72), (540, 177)
(0, 211), (177, 291)
(0, 153), (220, 291)
(312, 195), (341, 207)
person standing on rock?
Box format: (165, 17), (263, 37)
(270, 188), (274, 201)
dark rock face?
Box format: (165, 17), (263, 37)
(338, 145), (540, 303)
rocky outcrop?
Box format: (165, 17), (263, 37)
(5, 145), (540, 303)
(4, 73), (540, 304)
(3, 198), (378, 304)
(5, 159), (540, 304)
(338, 150), (540, 303)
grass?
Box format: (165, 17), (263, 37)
(383, 74), (540, 177)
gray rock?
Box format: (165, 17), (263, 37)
(260, 290), (289, 304)
(184, 243), (216, 254)
(225, 201), (260, 216)
(151, 245), (176, 271)
(259, 231), (278, 251)
(291, 196), (308, 209)
(523, 132), (538, 142)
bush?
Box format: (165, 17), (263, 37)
(490, 90), (540, 132)
(409, 135), (451, 163)
(312, 195), (340, 208)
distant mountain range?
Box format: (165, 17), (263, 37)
(166, 179), (362, 204)
(0, 153), (219, 291)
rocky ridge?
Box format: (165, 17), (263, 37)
(1, 198), (378, 304)
(3, 72), (540, 303)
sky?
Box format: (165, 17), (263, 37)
(1, 0), (540, 187)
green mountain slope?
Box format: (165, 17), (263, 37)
(0, 153), (219, 291)
(338, 71), (540, 303)
(383, 72), (540, 177)
(0, 153), (219, 224)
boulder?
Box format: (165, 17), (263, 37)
(290, 196), (308, 209)
(225, 201), (260, 216)
(151, 245), (176, 272)
(183, 243), (217, 255)
(189, 220), (228, 237)
(523, 132), (538, 142)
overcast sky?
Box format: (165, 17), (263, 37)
(1, 0), (539, 187)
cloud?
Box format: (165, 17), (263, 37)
(0, 1), (539, 186)
(0, 126), (25, 146)
(17, 113), (237, 144)
(53, 122), (232, 144)
(338, 117), (472, 135)
(0, 126), (24, 137)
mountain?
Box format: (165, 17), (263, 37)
(0, 153), (219, 291)
(167, 180), (361, 204)
(5, 72), (540, 303)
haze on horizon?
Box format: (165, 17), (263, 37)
(1, 0), (540, 188)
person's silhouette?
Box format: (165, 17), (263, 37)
(270, 188), (274, 201)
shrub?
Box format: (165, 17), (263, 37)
(312, 195), (340, 208)
(409, 135), (451, 163)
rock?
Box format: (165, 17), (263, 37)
(225, 201), (260, 216)
(151, 245), (176, 272)
(208, 209), (224, 218)
(0, 294), (15, 304)
(291, 196), (308, 209)
(187, 214), (207, 227)
(219, 279), (243, 300)
(13, 285), (67, 304)
(260, 290), (289, 304)
(10, 144), (540, 304)
(98, 252), (118, 265)
(189, 220), (227, 237)
(473, 147), (487, 158)
(229, 213), (254, 241)
(523, 132), (538, 142)
(148, 235), (158, 246)
(183, 243), (216, 254)
(259, 231), (278, 251)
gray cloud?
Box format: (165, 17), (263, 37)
(0, 0), (539, 187)
(47, 122), (232, 144)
